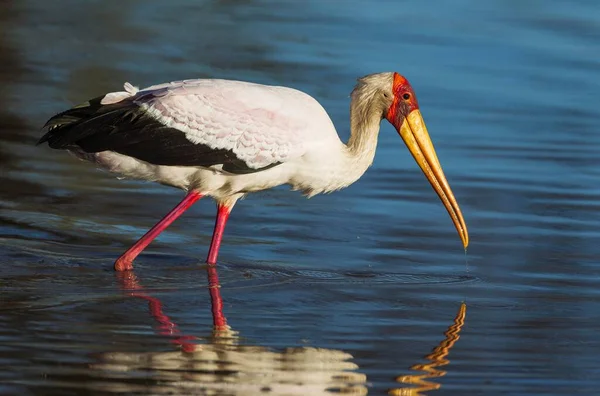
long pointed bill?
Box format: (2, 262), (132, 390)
(397, 109), (469, 248)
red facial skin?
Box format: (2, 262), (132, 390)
(385, 72), (420, 128)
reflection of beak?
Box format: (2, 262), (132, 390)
(397, 109), (469, 248)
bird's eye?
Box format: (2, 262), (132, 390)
(402, 93), (411, 100)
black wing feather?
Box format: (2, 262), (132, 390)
(38, 96), (280, 174)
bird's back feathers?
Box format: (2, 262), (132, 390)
(39, 79), (339, 174)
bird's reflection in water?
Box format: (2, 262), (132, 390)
(90, 268), (465, 395)
(97, 269), (368, 395)
(389, 303), (467, 396)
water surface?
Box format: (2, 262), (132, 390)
(1, 1), (600, 394)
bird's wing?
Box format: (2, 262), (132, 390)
(39, 79), (336, 174)
(134, 79), (333, 169)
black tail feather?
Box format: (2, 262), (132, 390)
(37, 96), (134, 148)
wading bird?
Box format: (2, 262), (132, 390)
(39, 72), (469, 272)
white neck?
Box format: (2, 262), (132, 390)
(299, 100), (381, 197)
(331, 95), (383, 190)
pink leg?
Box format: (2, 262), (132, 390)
(207, 265), (227, 329)
(206, 204), (232, 265)
(114, 191), (203, 271)
(205, 204), (232, 329)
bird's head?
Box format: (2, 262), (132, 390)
(354, 72), (469, 249)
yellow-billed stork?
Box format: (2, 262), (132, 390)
(39, 72), (469, 273)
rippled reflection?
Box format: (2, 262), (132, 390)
(88, 269), (369, 395)
(68, 269), (469, 395)
(389, 303), (467, 395)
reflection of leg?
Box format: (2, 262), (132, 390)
(114, 191), (203, 271)
(115, 271), (197, 352)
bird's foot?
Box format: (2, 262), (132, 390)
(114, 257), (134, 272)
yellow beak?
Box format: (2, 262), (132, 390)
(398, 109), (469, 248)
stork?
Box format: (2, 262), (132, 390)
(39, 72), (469, 273)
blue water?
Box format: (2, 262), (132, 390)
(1, 1), (600, 394)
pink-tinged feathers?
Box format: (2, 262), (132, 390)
(134, 79), (337, 170)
